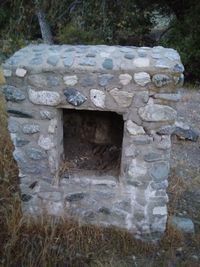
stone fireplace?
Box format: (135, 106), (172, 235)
(2, 44), (184, 240)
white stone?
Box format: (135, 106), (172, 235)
(125, 144), (138, 157)
(63, 75), (78, 86)
(157, 135), (171, 150)
(90, 89), (106, 108)
(48, 119), (57, 134)
(175, 121), (190, 130)
(153, 206), (167, 216)
(119, 73), (132, 85)
(16, 68), (27, 77)
(100, 52), (110, 58)
(138, 104), (177, 122)
(128, 159), (147, 178)
(3, 69), (12, 77)
(133, 58), (150, 68)
(126, 120), (145, 135)
(38, 135), (55, 150)
(133, 72), (151, 86)
(28, 88), (61, 106)
(47, 148), (59, 173)
(110, 88), (134, 107)
(46, 201), (64, 216)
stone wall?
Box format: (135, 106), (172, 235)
(2, 44), (184, 240)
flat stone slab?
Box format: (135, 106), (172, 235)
(170, 216), (195, 234)
(3, 44), (183, 74)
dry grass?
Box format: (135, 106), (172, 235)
(0, 94), (200, 266)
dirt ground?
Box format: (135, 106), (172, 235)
(170, 87), (200, 221)
(171, 87), (200, 179)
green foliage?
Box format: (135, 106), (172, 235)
(0, 37), (27, 64)
(1, 0), (200, 81)
(160, 1), (200, 81)
(58, 24), (104, 45)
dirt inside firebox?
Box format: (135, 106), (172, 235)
(63, 109), (124, 176)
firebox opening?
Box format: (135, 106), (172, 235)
(63, 109), (124, 176)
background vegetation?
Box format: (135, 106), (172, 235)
(0, 0), (200, 81)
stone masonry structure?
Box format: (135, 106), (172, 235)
(2, 44), (184, 240)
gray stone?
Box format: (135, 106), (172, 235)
(156, 136), (171, 150)
(133, 58), (150, 67)
(154, 93), (181, 102)
(22, 123), (40, 134)
(26, 147), (47, 160)
(156, 125), (176, 135)
(8, 119), (19, 133)
(144, 152), (163, 162)
(150, 181), (168, 190)
(64, 47), (75, 52)
(40, 110), (54, 120)
(126, 120), (145, 135)
(3, 69), (12, 77)
(47, 148), (58, 173)
(38, 135), (55, 150)
(63, 75), (78, 86)
(164, 51), (180, 61)
(151, 53), (162, 59)
(138, 50), (147, 57)
(21, 194), (32, 202)
(86, 53), (96, 57)
(150, 161), (169, 181)
(7, 109), (33, 118)
(132, 91), (149, 107)
(152, 74), (171, 87)
(79, 58), (96, 66)
(174, 73), (184, 86)
(13, 149), (26, 165)
(124, 53), (135, 59)
(138, 104), (177, 122)
(29, 57), (43, 65)
(102, 58), (113, 69)
(132, 135), (153, 145)
(47, 76), (60, 86)
(15, 137), (30, 147)
(65, 192), (85, 202)
(32, 44), (47, 52)
(28, 88), (61, 106)
(98, 207), (111, 215)
(63, 56), (73, 67)
(90, 89), (106, 108)
(171, 216), (194, 234)
(133, 72), (151, 86)
(80, 75), (96, 87)
(128, 159), (147, 179)
(64, 88), (87, 106)
(173, 63), (184, 73)
(173, 127), (199, 142)
(6, 57), (22, 65)
(47, 55), (59, 66)
(155, 59), (171, 69)
(110, 88), (133, 107)
(125, 144), (139, 157)
(38, 191), (62, 202)
(3, 85), (25, 102)
(98, 74), (114, 86)
(48, 119), (57, 134)
(119, 74), (132, 85)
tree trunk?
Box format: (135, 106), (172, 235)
(36, 8), (53, 44)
